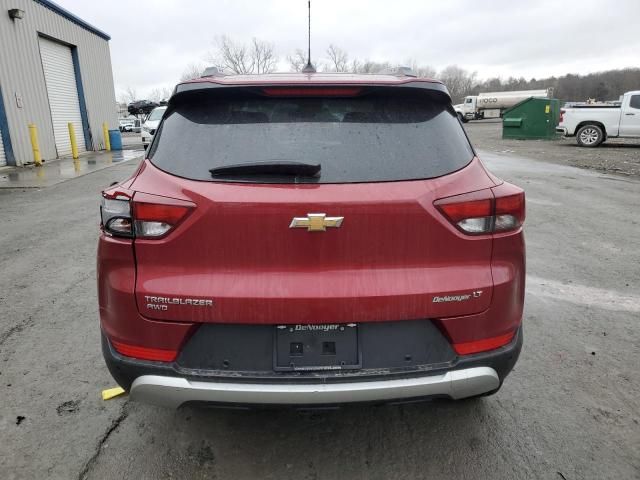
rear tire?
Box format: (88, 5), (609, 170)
(576, 124), (604, 147)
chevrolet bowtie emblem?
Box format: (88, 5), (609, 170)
(289, 213), (344, 232)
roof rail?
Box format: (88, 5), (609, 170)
(394, 66), (417, 78)
(200, 66), (225, 78)
(380, 66), (418, 78)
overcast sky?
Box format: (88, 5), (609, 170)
(56, 0), (640, 100)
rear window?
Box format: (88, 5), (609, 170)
(149, 89), (474, 183)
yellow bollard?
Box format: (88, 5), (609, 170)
(68, 122), (78, 159)
(102, 122), (111, 151)
(28, 123), (42, 166)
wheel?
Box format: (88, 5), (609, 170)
(457, 112), (468, 124)
(576, 124), (604, 147)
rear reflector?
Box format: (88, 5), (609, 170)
(452, 331), (516, 355)
(262, 87), (362, 97)
(112, 340), (178, 362)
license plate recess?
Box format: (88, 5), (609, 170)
(274, 324), (360, 371)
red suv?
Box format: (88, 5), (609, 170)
(98, 72), (525, 408)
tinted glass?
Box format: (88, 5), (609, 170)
(149, 91), (474, 183)
(630, 95), (640, 109)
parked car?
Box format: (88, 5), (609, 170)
(141, 106), (167, 149)
(119, 119), (134, 132)
(98, 72), (525, 409)
(557, 90), (640, 146)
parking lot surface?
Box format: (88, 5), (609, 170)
(0, 142), (639, 479)
(466, 119), (640, 177)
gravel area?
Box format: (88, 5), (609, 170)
(464, 120), (640, 177)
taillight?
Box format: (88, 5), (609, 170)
(101, 190), (134, 237)
(559, 109), (565, 123)
(434, 184), (525, 235)
(101, 190), (194, 239)
(494, 191), (525, 232)
(133, 195), (193, 238)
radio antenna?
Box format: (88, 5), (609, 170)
(302, 0), (316, 73)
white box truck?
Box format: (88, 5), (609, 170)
(454, 89), (553, 122)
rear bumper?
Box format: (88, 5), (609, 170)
(102, 326), (522, 408)
(130, 367), (499, 408)
(556, 126), (568, 136)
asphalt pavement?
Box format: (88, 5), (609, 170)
(0, 148), (638, 479)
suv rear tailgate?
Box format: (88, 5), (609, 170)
(131, 158), (496, 324)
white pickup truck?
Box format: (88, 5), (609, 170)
(557, 91), (640, 147)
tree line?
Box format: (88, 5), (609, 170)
(121, 36), (639, 105)
(470, 68), (640, 104)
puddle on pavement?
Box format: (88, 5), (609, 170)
(0, 149), (143, 188)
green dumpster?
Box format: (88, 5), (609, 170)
(502, 97), (560, 140)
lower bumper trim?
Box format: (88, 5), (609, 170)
(129, 366), (499, 408)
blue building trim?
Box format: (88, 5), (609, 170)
(0, 85), (17, 166)
(71, 47), (92, 150)
(34, 0), (111, 40)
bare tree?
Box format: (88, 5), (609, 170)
(415, 65), (437, 78)
(148, 86), (173, 103)
(209, 36), (277, 74)
(353, 60), (392, 74)
(251, 37), (278, 74)
(119, 86), (138, 104)
(211, 35), (250, 73)
(326, 44), (349, 72)
(438, 65), (477, 103)
(180, 63), (205, 82)
(287, 49), (308, 72)
(406, 60), (436, 79)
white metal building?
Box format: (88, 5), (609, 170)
(0, 0), (118, 166)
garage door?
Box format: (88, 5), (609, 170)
(39, 37), (85, 157)
(0, 127), (6, 167)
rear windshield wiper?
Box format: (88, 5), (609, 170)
(210, 161), (321, 177)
